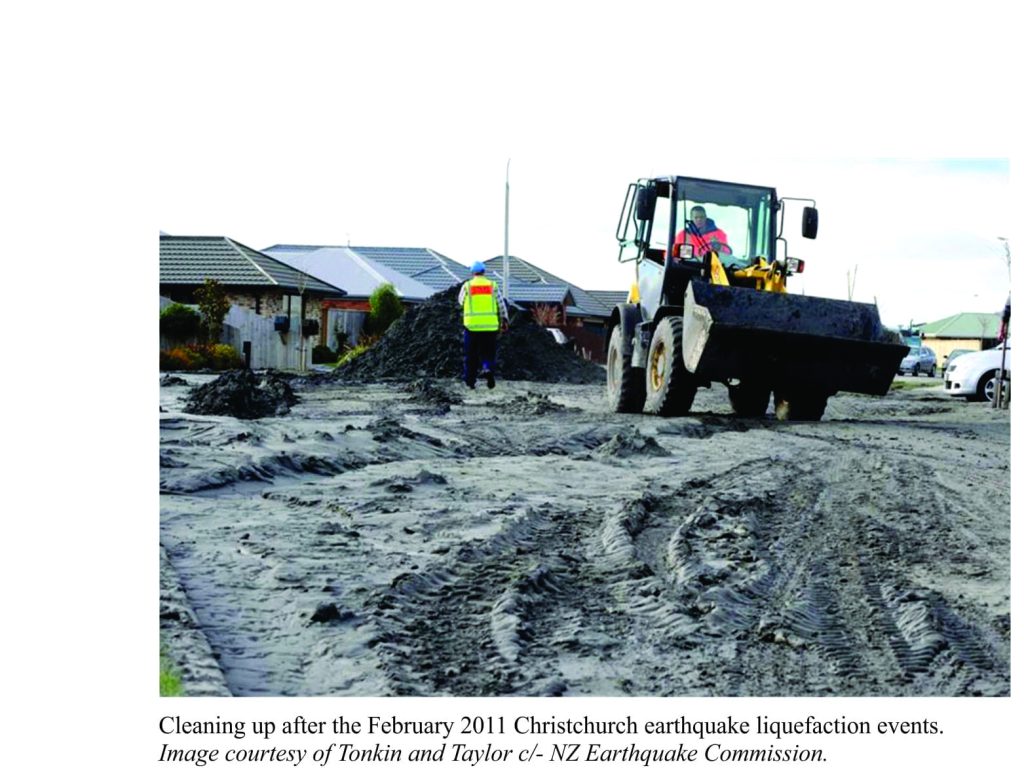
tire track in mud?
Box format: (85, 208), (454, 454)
(365, 441), (1009, 695)
(718, 447), (1010, 695)
(161, 382), (1009, 696)
(370, 501), (620, 695)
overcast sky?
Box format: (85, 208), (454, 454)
(148, 4), (1013, 330)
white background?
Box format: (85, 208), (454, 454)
(3, 1), (1018, 765)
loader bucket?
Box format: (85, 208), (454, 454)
(681, 281), (908, 396)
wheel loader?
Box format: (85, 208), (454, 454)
(605, 175), (907, 420)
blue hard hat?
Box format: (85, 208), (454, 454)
(471, 261), (485, 274)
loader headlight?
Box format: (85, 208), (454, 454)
(785, 258), (805, 275)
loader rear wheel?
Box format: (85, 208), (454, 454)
(728, 382), (771, 418)
(773, 390), (828, 422)
(607, 324), (644, 413)
(644, 316), (697, 416)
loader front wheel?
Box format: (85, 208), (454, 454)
(607, 324), (644, 413)
(644, 316), (697, 416)
(773, 390), (828, 422)
(728, 382), (771, 418)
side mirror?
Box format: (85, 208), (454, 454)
(635, 186), (656, 222)
(802, 207), (818, 239)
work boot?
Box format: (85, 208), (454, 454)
(485, 370), (495, 389)
(465, 379), (476, 389)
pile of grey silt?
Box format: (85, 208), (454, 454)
(183, 369), (298, 419)
(330, 285), (604, 384)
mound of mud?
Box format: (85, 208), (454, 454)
(401, 378), (464, 410)
(595, 428), (670, 458)
(503, 391), (575, 416)
(184, 369), (298, 419)
(331, 286), (604, 384)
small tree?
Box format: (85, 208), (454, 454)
(364, 283), (404, 337)
(159, 303), (201, 343)
(193, 279), (230, 344)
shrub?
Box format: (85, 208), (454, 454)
(208, 343), (243, 370)
(312, 344), (339, 364)
(160, 343), (242, 370)
(160, 347), (194, 371)
(364, 283), (404, 336)
(160, 303), (201, 342)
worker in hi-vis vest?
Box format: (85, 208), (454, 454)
(457, 261), (509, 389)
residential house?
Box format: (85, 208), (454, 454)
(919, 312), (1003, 368)
(482, 255), (621, 361)
(264, 245), (451, 348)
(159, 235), (345, 369)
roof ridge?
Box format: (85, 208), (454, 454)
(424, 248), (464, 281)
(226, 237), (278, 286)
(346, 248), (395, 293)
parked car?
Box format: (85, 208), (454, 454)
(940, 348), (972, 375)
(944, 344), (1011, 402)
(899, 346), (937, 377)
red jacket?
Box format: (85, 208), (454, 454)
(674, 219), (729, 257)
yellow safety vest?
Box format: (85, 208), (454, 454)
(462, 276), (500, 331)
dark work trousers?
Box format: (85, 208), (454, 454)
(463, 329), (498, 385)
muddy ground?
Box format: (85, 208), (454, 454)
(160, 374), (1010, 697)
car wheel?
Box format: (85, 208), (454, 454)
(974, 371), (996, 403)
(927, 365), (935, 378)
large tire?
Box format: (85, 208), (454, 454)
(773, 390), (828, 421)
(606, 324), (644, 413)
(728, 382), (771, 418)
(644, 316), (697, 416)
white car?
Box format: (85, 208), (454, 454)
(944, 343), (1011, 402)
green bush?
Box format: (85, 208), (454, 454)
(312, 344), (339, 364)
(160, 303), (201, 342)
(209, 343), (243, 370)
(364, 283), (404, 336)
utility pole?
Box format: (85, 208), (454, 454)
(503, 159), (510, 303)
(994, 237), (1010, 408)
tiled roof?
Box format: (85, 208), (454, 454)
(919, 312), (1002, 339)
(588, 290), (630, 311)
(263, 245), (436, 300)
(350, 247), (471, 291)
(482, 255), (611, 317)
(265, 245), (472, 293)
(503, 283), (572, 303)
(159, 236), (343, 295)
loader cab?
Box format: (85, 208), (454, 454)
(618, 176), (782, 319)
(618, 176), (780, 269)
